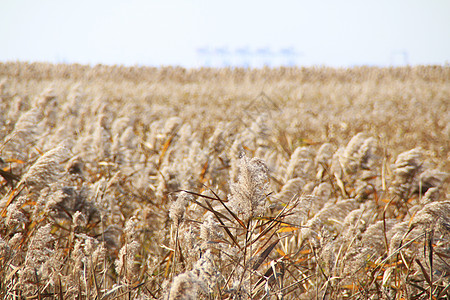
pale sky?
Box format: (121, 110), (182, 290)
(1, 0), (449, 67)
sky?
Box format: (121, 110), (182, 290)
(1, 0), (449, 68)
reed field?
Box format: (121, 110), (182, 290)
(0, 62), (449, 299)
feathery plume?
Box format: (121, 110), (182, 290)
(339, 133), (378, 175)
(19, 145), (70, 191)
(167, 272), (205, 300)
(285, 146), (315, 181)
(301, 198), (359, 242)
(229, 155), (269, 222)
(315, 142), (335, 179)
(169, 192), (193, 279)
(274, 177), (304, 203)
(391, 148), (447, 199)
(2, 107), (43, 160)
(18, 223), (54, 294)
(115, 240), (141, 283)
(410, 200), (450, 232)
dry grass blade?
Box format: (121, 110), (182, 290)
(415, 259), (432, 291)
(176, 190), (233, 223)
(434, 251), (450, 270)
(204, 184), (247, 229)
(92, 263), (102, 299)
(0, 168), (20, 184)
(101, 284), (126, 299)
(438, 281), (450, 299)
(427, 231), (434, 300)
(109, 282), (146, 299)
(381, 231), (426, 266)
(281, 275), (314, 296)
(170, 225), (180, 281)
(57, 275), (63, 300)
(203, 196), (241, 249)
(158, 132), (176, 168)
(252, 240), (279, 271)
(382, 198), (394, 253)
(247, 196), (295, 248)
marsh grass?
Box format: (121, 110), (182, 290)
(0, 62), (449, 299)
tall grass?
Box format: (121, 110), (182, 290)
(0, 62), (449, 299)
